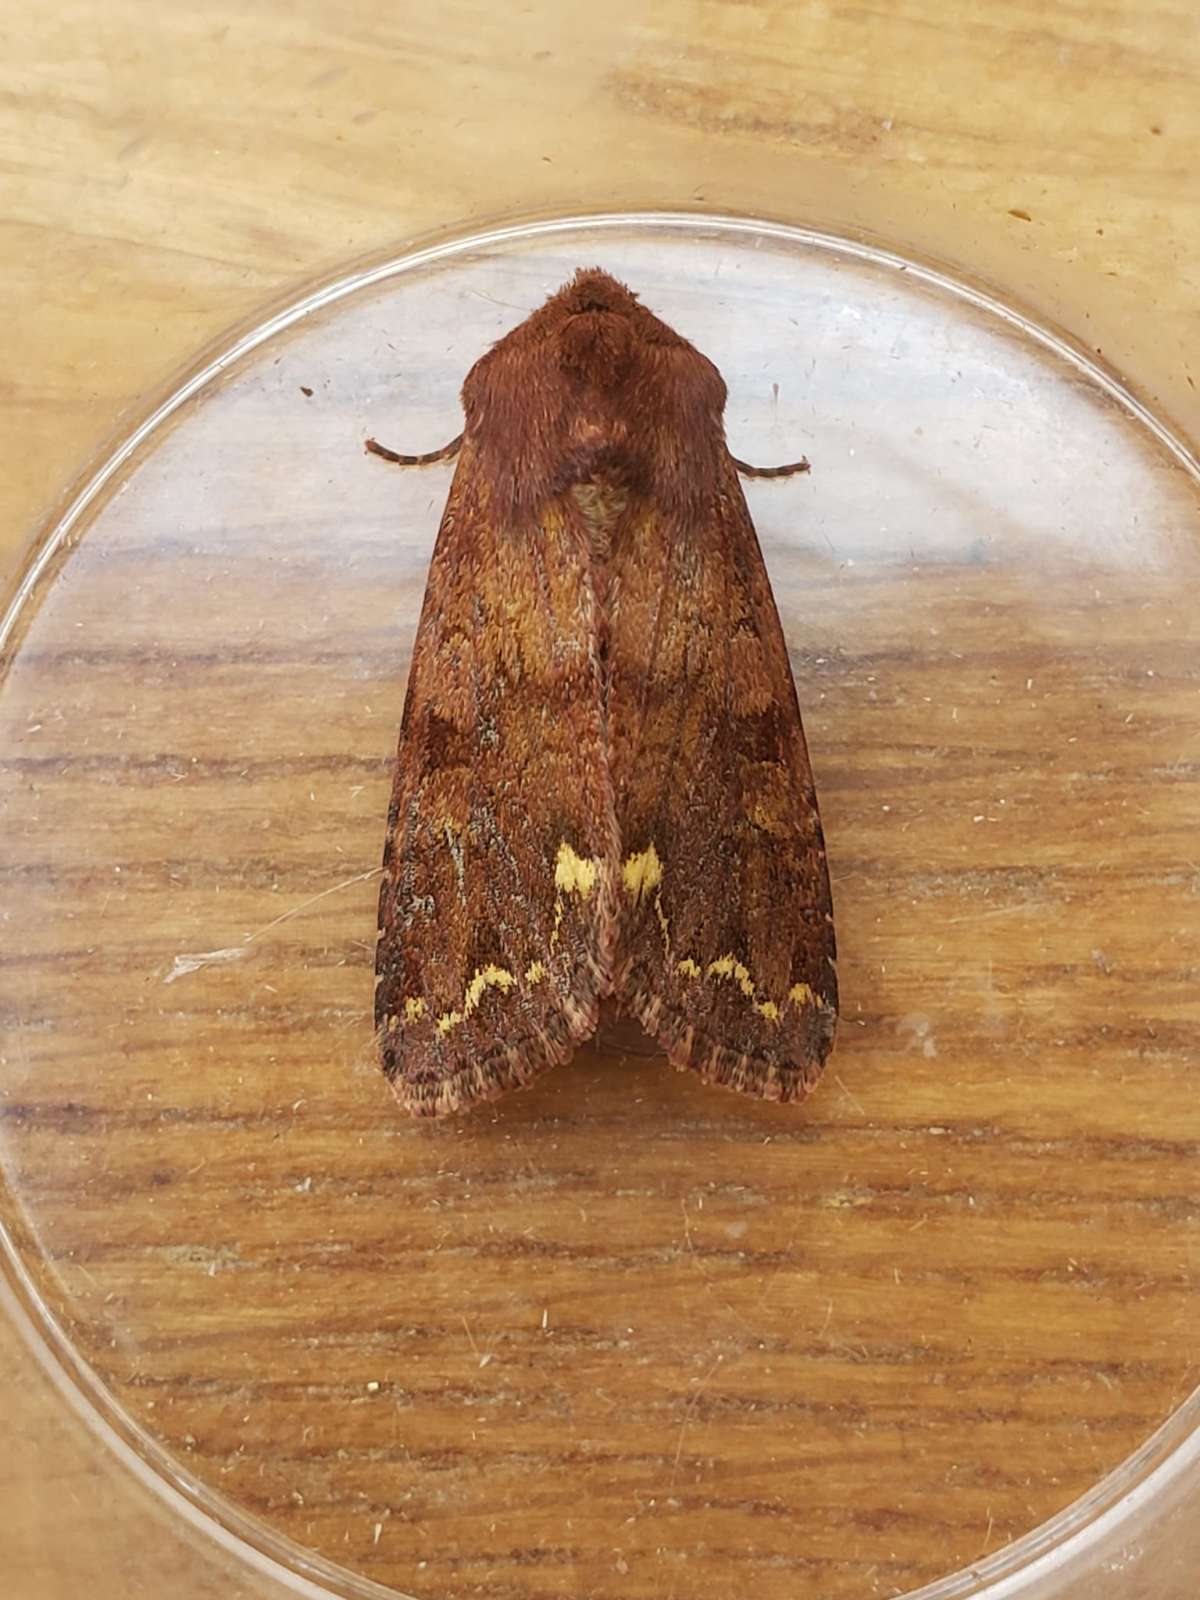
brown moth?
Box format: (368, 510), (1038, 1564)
(370, 269), (837, 1116)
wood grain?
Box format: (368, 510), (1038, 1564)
(2, 8), (1199, 1600)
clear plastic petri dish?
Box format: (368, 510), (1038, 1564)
(1, 211), (1197, 1600)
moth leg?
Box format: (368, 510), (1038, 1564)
(365, 433), (464, 467)
(731, 455), (810, 479)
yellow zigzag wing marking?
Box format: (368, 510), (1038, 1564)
(623, 843), (825, 1025)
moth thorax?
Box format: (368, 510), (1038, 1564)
(570, 479), (629, 560)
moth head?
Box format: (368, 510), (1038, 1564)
(556, 268), (642, 320)
(542, 268), (656, 390)
(557, 303), (638, 386)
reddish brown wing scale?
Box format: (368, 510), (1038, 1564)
(374, 449), (618, 1116)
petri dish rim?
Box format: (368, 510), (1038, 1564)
(1, 206), (1197, 1600)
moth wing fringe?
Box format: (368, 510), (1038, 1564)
(383, 990), (600, 1118)
(623, 986), (835, 1105)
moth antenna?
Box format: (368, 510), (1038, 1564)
(366, 433), (463, 467)
(732, 455), (811, 479)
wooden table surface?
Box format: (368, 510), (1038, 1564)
(2, 7), (1198, 1600)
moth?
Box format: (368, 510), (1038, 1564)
(370, 269), (837, 1116)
